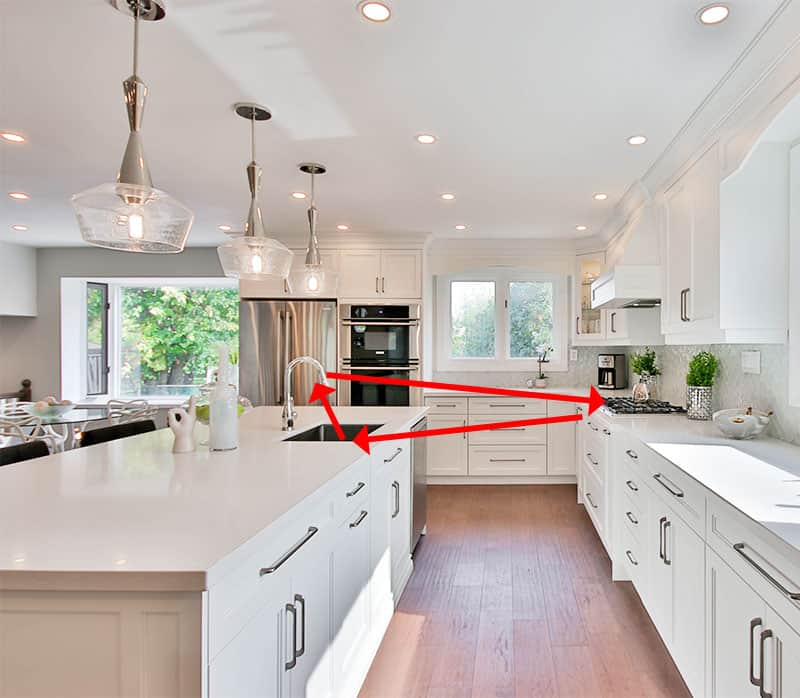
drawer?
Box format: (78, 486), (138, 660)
(468, 396), (546, 415)
(468, 417), (546, 445)
(424, 396), (468, 415)
(639, 444), (706, 535)
(207, 497), (332, 661)
(621, 489), (644, 543)
(468, 445), (547, 476)
(583, 446), (605, 482)
(583, 466), (604, 538)
(618, 441), (646, 506)
(619, 518), (646, 594)
(332, 455), (372, 525)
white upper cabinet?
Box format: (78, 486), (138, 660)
(338, 250), (422, 300)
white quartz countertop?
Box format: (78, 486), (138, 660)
(0, 406), (427, 591)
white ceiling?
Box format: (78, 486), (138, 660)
(0, 0), (789, 247)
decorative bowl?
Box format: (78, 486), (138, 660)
(25, 403), (74, 418)
(712, 408), (770, 440)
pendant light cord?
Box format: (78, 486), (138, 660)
(251, 113), (256, 162)
(132, 4), (140, 76)
(310, 170), (316, 206)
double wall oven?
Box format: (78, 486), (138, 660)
(339, 304), (421, 406)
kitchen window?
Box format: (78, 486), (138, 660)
(62, 278), (239, 401)
(436, 270), (567, 371)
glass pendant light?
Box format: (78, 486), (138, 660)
(71, 0), (193, 253)
(217, 104), (293, 280)
(288, 162), (339, 295)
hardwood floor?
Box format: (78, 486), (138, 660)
(360, 485), (691, 698)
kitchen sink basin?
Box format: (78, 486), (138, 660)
(283, 423), (384, 442)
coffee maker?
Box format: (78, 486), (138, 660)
(598, 354), (627, 389)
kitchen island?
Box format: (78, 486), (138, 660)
(0, 405), (427, 698)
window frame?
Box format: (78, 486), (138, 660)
(85, 282), (109, 396)
(436, 269), (568, 372)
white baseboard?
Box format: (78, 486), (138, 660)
(426, 475), (577, 485)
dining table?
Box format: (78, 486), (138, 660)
(0, 405), (108, 450)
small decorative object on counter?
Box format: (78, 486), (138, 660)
(630, 347), (660, 402)
(534, 345), (553, 388)
(168, 396), (197, 453)
(209, 344), (239, 451)
(686, 351), (719, 420)
(713, 406), (772, 439)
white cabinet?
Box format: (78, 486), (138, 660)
(338, 250), (421, 299)
(547, 401), (577, 475)
(424, 399), (469, 477)
(387, 446), (412, 597)
(767, 609), (800, 698)
(573, 252), (605, 343)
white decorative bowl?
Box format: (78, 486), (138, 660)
(25, 403), (74, 418)
(712, 409), (770, 440)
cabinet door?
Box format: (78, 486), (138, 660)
(706, 549), (765, 698)
(209, 574), (290, 698)
(574, 253), (605, 342)
(369, 463), (393, 621)
(605, 309), (629, 340)
(389, 454), (412, 594)
(426, 415), (468, 476)
(664, 181), (693, 333)
(338, 251), (381, 298)
(768, 609), (800, 698)
(547, 402), (577, 475)
(331, 507), (371, 695)
(646, 500), (673, 640)
(670, 513), (706, 698)
(380, 251), (421, 299)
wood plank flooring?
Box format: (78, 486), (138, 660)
(360, 485), (691, 698)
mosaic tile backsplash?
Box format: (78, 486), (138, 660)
(434, 344), (800, 446)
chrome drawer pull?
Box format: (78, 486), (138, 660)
(435, 403), (458, 408)
(663, 519), (672, 565)
(350, 510), (368, 528)
(586, 453), (598, 466)
(585, 492), (598, 509)
(346, 481), (365, 497)
(653, 472), (684, 498)
(625, 449), (638, 460)
(602, 428), (611, 436)
(260, 527), (319, 576)
(625, 511), (638, 525)
(626, 479), (639, 492)
(489, 458), (527, 463)
(734, 542), (800, 601)
(285, 603), (298, 670)
(759, 629), (773, 698)
(489, 403), (526, 408)
(750, 617), (763, 688)
(587, 422), (599, 432)
(384, 447), (402, 463)
(294, 594), (306, 659)
(625, 550), (638, 566)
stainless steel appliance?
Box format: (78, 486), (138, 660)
(410, 417), (427, 553)
(598, 353), (628, 389)
(239, 299), (337, 407)
(339, 304), (422, 406)
(604, 398), (685, 415)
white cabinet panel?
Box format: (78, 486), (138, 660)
(546, 401), (577, 476)
(604, 308), (629, 339)
(426, 415), (468, 476)
(468, 444), (546, 476)
(389, 449), (412, 596)
(663, 179), (693, 334)
(769, 609), (800, 698)
(381, 250), (421, 299)
(338, 251), (381, 298)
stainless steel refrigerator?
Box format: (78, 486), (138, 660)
(239, 300), (337, 407)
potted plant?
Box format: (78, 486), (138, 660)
(629, 347), (661, 402)
(533, 346), (553, 388)
(686, 351), (719, 420)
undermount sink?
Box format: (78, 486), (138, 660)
(283, 423), (384, 442)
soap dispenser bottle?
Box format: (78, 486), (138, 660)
(209, 344), (238, 451)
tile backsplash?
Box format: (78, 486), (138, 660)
(434, 344), (800, 446)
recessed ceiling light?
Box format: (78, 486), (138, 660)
(291, 191), (307, 200)
(1, 132), (25, 143)
(575, 225), (588, 232)
(359, 1), (391, 22)
(8, 191), (29, 200)
(416, 134), (436, 145)
(440, 193), (455, 201)
(217, 224), (232, 232)
(698, 4), (729, 25)
(592, 193), (608, 201)
(336, 224), (350, 231)
(627, 135), (647, 146)
(11, 225), (29, 231)
(454, 224), (467, 230)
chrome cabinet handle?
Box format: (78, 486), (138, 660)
(260, 527), (319, 575)
(610, 312), (616, 333)
(680, 288), (691, 322)
(659, 516), (666, 562)
(576, 316), (581, 335)
(489, 458), (527, 463)
(663, 519), (672, 565)
(381, 277), (385, 293)
(625, 449), (638, 460)
(585, 492), (598, 509)
(626, 479), (639, 492)
(392, 481), (400, 518)
(586, 452), (598, 466)
(384, 447), (402, 463)
(350, 510), (368, 528)
(346, 481), (365, 498)
(750, 617), (763, 688)
(759, 629), (773, 698)
(735, 542), (800, 602)
(625, 550), (638, 566)
(375, 277), (379, 294)
(294, 594), (306, 659)
(626, 511), (638, 525)
(602, 428), (611, 436)
(489, 403), (526, 408)
(285, 603), (298, 670)
(463, 419), (467, 439)
(435, 403), (458, 408)
(587, 422), (599, 431)
(653, 473), (685, 498)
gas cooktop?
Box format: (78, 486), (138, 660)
(604, 398), (686, 415)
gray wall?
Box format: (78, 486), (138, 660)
(0, 247), (224, 399)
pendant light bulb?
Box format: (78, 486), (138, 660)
(71, 1), (193, 253)
(217, 103), (293, 280)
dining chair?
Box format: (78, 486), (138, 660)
(79, 419), (157, 447)
(107, 399), (157, 426)
(0, 415), (65, 454)
(0, 440), (50, 466)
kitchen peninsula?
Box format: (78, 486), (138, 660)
(0, 406), (427, 698)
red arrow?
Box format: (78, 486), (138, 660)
(352, 413), (582, 455)
(327, 372), (605, 415)
(309, 383), (345, 441)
